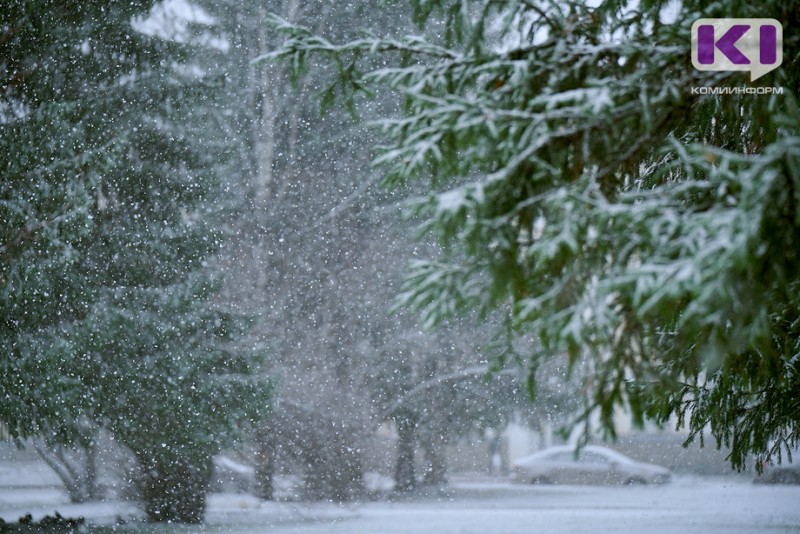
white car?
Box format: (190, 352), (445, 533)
(511, 445), (671, 485)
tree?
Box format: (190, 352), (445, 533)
(30, 419), (103, 504)
(367, 318), (578, 488)
(194, 0), (387, 502)
(197, 0), (443, 501)
(194, 1), (568, 498)
(265, 0), (800, 471)
(1, 1), (269, 522)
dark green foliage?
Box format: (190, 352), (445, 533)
(266, 0), (800, 470)
(1, 0), (269, 522)
(0, 512), (85, 533)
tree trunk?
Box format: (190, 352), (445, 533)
(394, 414), (417, 492)
(328, 436), (364, 502)
(421, 436), (447, 486)
(33, 437), (103, 503)
(254, 426), (275, 501)
(302, 419), (365, 502)
(84, 437), (101, 500)
(139, 456), (211, 524)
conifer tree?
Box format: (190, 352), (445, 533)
(1, 1), (268, 522)
(265, 0), (800, 470)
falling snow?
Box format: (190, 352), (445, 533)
(2, 0), (798, 531)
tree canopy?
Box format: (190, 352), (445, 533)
(1, 1), (269, 521)
(264, 0), (800, 470)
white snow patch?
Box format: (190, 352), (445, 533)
(1, 477), (799, 533)
(214, 455), (255, 476)
(132, 0), (229, 51)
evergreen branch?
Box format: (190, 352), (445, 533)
(0, 202), (81, 263)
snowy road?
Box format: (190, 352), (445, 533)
(3, 476), (797, 533)
(201, 478), (800, 534)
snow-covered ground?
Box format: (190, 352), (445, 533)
(1, 475), (798, 533)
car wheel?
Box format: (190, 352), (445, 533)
(624, 477), (647, 485)
(531, 475), (552, 485)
